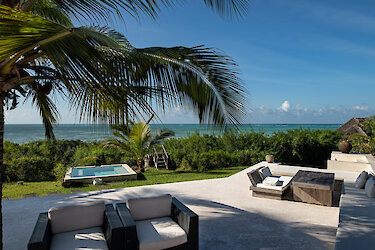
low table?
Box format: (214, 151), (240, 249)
(291, 170), (335, 206)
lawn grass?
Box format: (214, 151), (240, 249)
(3, 166), (247, 199)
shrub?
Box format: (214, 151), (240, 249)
(165, 129), (340, 171)
(8, 156), (54, 182)
(74, 143), (122, 166)
(53, 163), (69, 182)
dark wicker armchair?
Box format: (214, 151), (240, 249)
(28, 202), (124, 250)
(116, 195), (198, 250)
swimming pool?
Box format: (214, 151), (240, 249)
(64, 164), (137, 184)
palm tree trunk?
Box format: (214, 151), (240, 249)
(137, 158), (144, 173)
(0, 94), (4, 250)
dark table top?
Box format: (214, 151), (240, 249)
(292, 170), (335, 190)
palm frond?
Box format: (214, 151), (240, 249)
(26, 89), (59, 140)
(0, 5), (68, 65)
(23, 0), (248, 24)
(101, 45), (247, 125)
(24, 0), (172, 23)
(32, 0), (73, 26)
(149, 128), (174, 147)
(1, 7), (246, 126)
(102, 138), (131, 152)
(204, 0), (249, 19)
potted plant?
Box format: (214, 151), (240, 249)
(265, 154), (275, 163)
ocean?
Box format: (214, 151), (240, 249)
(4, 124), (341, 144)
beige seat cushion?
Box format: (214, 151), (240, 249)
(135, 217), (187, 250)
(127, 195), (172, 221)
(48, 202), (104, 234)
(50, 226), (108, 250)
(257, 176), (293, 191)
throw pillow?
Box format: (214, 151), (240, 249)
(365, 177), (375, 198)
(355, 171), (369, 189)
(262, 177), (280, 186)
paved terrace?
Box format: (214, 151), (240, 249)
(4, 162), (358, 250)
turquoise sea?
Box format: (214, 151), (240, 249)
(4, 124), (340, 144)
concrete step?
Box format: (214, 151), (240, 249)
(327, 160), (370, 173)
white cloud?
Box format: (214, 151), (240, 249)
(278, 101), (290, 112)
(353, 105), (369, 111)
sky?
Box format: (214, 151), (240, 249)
(6, 0), (375, 124)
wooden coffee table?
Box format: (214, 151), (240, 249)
(291, 170), (335, 206)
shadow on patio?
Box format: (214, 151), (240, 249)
(62, 187), (337, 250)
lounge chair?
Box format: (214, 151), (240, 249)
(28, 201), (123, 250)
(247, 166), (293, 200)
(116, 194), (198, 250)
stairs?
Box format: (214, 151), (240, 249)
(152, 146), (169, 170)
(156, 154), (167, 169)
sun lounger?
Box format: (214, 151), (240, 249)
(247, 166), (293, 200)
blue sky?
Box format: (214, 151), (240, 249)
(6, 0), (375, 124)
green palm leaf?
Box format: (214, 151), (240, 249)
(0, 5), (68, 64)
(1, 4), (246, 127)
(21, 0), (249, 23)
(31, 0), (73, 26)
(204, 0), (249, 19)
(26, 89), (59, 139)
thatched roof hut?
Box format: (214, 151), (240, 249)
(337, 117), (368, 136)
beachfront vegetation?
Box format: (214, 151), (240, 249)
(3, 129), (340, 183)
(165, 129), (341, 170)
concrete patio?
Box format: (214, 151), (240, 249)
(3, 162), (359, 249)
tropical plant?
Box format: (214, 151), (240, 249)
(349, 116), (375, 155)
(102, 121), (174, 172)
(0, 0), (249, 247)
(360, 116), (375, 137)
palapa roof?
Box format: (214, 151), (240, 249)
(337, 117), (368, 136)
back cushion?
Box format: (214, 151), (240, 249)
(355, 171), (369, 189)
(365, 177), (375, 198)
(48, 202), (104, 234)
(248, 169), (263, 186)
(127, 195), (172, 221)
(259, 167), (272, 179)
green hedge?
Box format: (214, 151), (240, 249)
(2, 129), (341, 182)
(163, 129), (340, 170)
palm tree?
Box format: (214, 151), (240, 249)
(0, 0), (249, 248)
(103, 120), (174, 173)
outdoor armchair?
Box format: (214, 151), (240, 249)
(116, 194), (199, 250)
(28, 201), (124, 250)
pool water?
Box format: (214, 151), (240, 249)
(71, 165), (128, 178)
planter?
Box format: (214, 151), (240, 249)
(265, 154), (275, 163)
(338, 141), (352, 154)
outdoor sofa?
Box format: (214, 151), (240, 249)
(28, 201), (123, 250)
(247, 166), (293, 200)
(116, 194), (199, 250)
